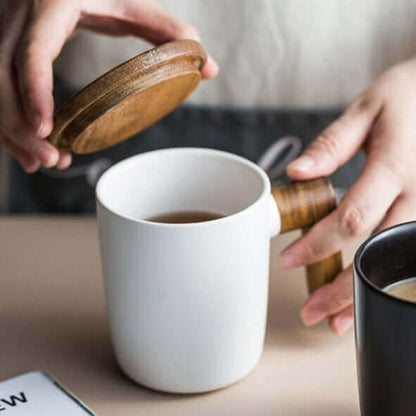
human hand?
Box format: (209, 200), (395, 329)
(280, 59), (416, 334)
(0, 0), (218, 172)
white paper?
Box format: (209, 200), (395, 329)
(0, 371), (95, 415)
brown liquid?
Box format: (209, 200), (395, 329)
(147, 211), (223, 224)
(384, 277), (416, 303)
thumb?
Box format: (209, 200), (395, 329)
(286, 94), (382, 180)
(81, 0), (219, 79)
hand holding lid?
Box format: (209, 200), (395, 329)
(48, 39), (342, 294)
(48, 40), (207, 153)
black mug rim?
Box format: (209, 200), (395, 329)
(354, 220), (416, 307)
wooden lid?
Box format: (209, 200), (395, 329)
(48, 40), (207, 154)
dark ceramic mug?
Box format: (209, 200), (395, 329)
(354, 221), (416, 415)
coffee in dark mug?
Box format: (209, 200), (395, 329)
(384, 277), (416, 302)
(354, 221), (416, 416)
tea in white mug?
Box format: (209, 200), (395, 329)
(147, 211), (223, 224)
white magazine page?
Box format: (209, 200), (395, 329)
(0, 371), (95, 415)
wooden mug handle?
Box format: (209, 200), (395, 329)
(271, 178), (343, 293)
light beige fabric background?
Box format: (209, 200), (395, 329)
(2, 0), (416, 211)
(55, 0), (416, 108)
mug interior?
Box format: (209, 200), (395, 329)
(96, 148), (269, 222)
(355, 222), (416, 291)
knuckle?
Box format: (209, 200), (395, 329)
(338, 204), (367, 238)
(303, 237), (323, 262)
(0, 119), (8, 136)
(10, 124), (26, 136)
(328, 289), (350, 313)
(354, 93), (375, 113)
(379, 160), (405, 189)
(16, 72), (38, 103)
(383, 65), (412, 86)
(315, 129), (340, 163)
(374, 65), (413, 97)
(0, 115), (26, 137)
(176, 23), (200, 40)
(46, 0), (68, 5)
(14, 46), (28, 68)
(0, 49), (11, 77)
(0, 24), (7, 47)
(14, 36), (41, 68)
(348, 85), (381, 113)
(0, 119), (19, 137)
(0, 61), (8, 80)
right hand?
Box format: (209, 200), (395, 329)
(0, 0), (218, 172)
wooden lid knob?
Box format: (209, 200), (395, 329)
(48, 40), (207, 154)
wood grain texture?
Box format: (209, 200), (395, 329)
(272, 178), (343, 293)
(48, 40), (206, 154)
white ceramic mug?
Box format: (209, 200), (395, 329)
(96, 147), (340, 393)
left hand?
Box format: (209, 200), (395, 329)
(0, 0), (218, 173)
(279, 58), (416, 334)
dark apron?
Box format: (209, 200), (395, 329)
(8, 78), (364, 213)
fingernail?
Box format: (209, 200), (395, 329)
(32, 112), (52, 138)
(300, 307), (326, 326)
(37, 145), (57, 167)
(36, 122), (45, 137)
(287, 155), (315, 172)
(37, 145), (52, 166)
(201, 55), (219, 79)
(24, 164), (39, 174)
(31, 112), (42, 131)
(280, 251), (300, 269)
(333, 316), (353, 335)
(36, 121), (52, 138)
(56, 152), (72, 170)
(207, 55), (219, 72)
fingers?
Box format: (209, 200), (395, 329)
(2, 137), (40, 173)
(82, 0), (198, 43)
(56, 151), (72, 170)
(0, 1), (28, 60)
(0, 0), (68, 169)
(80, 0), (218, 79)
(2, 0), (217, 173)
(0, 1), (30, 135)
(300, 265), (353, 326)
(15, 0), (81, 136)
(200, 55), (219, 80)
(328, 305), (354, 335)
(4, 121), (60, 167)
(374, 193), (416, 233)
(293, 181), (414, 337)
(287, 93), (382, 180)
(0, 1), (45, 168)
(280, 158), (402, 268)
(3, 128), (70, 172)
(319, 189), (416, 337)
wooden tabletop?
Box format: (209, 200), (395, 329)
(0, 217), (361, 415)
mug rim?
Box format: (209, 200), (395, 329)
(354, 220), (416, 306)
(96, 147), (271, 227)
